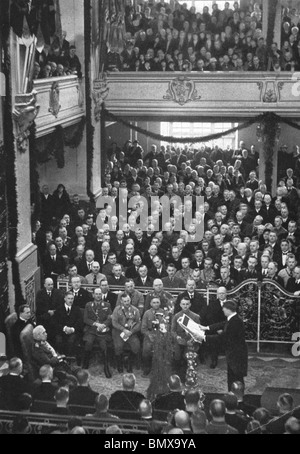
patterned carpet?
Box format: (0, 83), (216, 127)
(88, 354), (300, 399)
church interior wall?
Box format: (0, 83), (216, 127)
(37, 129), (87, 198)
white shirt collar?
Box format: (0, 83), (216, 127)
(227, 312), (237, 321)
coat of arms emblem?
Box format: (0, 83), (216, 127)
(49, 81), (61, 117)
(163, 76), (201, 106)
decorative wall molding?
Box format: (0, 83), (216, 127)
(33, 75), (85, 136)
(49, 81), (61, 117)
(12, 91), (40, 152)
(163, 76), (201, 106)
(105, 73), (300, 117)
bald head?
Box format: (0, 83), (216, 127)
(174, 410), (191, 430)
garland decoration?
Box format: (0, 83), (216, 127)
(28, 123), (41, 225)
(84, 0), (96, 204)
(33, 118), (86, 168)
(3, 0), (26, 308)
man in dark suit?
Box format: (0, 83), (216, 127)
(0, 357), (30, 410)
(125, 254), (143, 279)
(54, 291), (83, 357)
(70, 276), (92, 310)
(107, 264), (127, 287)
(153, 374), (185, 412)
(36, 278), (64, 346)
(43, 243), (66, 282)
(11, 304), (36, 360)
(148, 255), (168, 279)
(110, 230), (126, 257)
(68, 369), (98, 407)
(40, 184), (54, 228)
(100, 279), (118, 313)
(286, 266), (300, 294)
(109, 373), (145, 414)
(32, 364), (58, 402)
(77, 249), (95, 278)
(162, 263), (185, 289)
(241, 255), (258, 280)
(118, 243), (135, 271)
(175, 279), (206, 319)
(203, 300), (248, 391)
(202, 287), (227, 369)
(134, 265), (154, 288)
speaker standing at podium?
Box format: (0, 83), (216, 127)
(200, 300), (248, 392)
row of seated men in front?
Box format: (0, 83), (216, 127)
(11, 274), (236, 380)
(1, 358), (300, 434)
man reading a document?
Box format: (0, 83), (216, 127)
(195, 300), (248, 391)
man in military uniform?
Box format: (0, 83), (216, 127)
(144, 279), (174, 312)
(82, 288), (113, 378)
(215, 266), (236, 290)
(112, 293), (141, 374)
(171, 297), (201, 380)
(116, 279), (145, 317)
(141, 297), (162, 377)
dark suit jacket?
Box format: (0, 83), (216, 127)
(43, 253), (66, 278)
(153, 391), (186, 412)
(32, 382), (58, 402)
(208, 314), (248, 377)
(203, 298), (227, 328)
(77, 261), (94, 278)
(11, 318), (36, 359)
(102, 291), (118, 312)
(0, 374), (30, 410)
(110, 238), (126, 256)
(125, 265), (140, 279)
(118, 252), (134, 269)
(36, 289), (65, 325)
(54, 303), (83, 335)
(69, 385), (98, 407)
(286, 277), (300, 293)
(109, 390), (145, 412)
(148, 266), (168, 279)
(134, 276), (154, 288)
(107, 275), (127, 287)
(175, 290), (206, 319)
(40, 193), (54, 225)
(71, 288), (93, 310)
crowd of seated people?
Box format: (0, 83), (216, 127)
(1, 362), (300, 434)
(33, 31), (82, 80)
(104, 1), (300, 73)
(26, 133), (300, 379)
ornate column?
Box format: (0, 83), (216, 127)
(85, 0), (106, 200)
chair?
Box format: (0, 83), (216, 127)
(4, 313), (18, 358)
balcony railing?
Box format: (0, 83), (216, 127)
(105, 72), (300, 118)
(32, 75), (85, 137)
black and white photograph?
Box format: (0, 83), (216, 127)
(0, 0), (300, 438)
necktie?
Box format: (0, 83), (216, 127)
(52, 256), (55, 262)
(47, 292), (51, 297)
(189, 293), (194, 299)
(88, 263), (92, 271)
(67, 307), (70, 315)
(93, 275), (97, 284)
